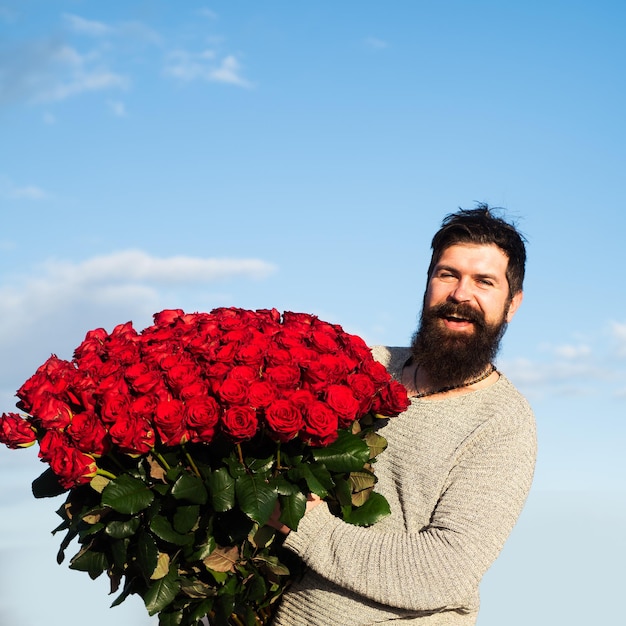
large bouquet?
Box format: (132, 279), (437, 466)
(0, 307), (409, 625)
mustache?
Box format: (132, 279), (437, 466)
(427, 302), (486, 328)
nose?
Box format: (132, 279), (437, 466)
(448, 277), (472, 303)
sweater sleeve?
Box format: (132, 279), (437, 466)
(282, 411), (537, 612)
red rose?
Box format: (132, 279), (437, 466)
(17, 355), (75, 414)
(178, 380), (209, 402)
(98, 370), (130, 398)
(325, 384), (361, 426)
(153, 309), (185, 326)
(304, 354), (349, 390)
(221, 405), (258, 442)
(248, 380), (278, 409)
(281, 311), (316, 330)
(125, 362), (162, 393)
(301, 401), (338, 447)
(66, 410), (110, 456)
(347, 372), (377, 413)
(310, 328), (340, 354)
(274, 328), (306, 350)
(214, 341), (238, 363)
(154, 399), (188, 446)
(217, 378), (249, 405)
(360, 358), (392, 388)
(372, 380), (410, 416)
(186, 396), (220, 443)
(0, 412), (37, 448)
(108, 413), (155, 455)
(32, 395), (73, 431)
(265, 345), (293, 367)
(235, 338), (268, 367)
(288, 388), (316, 412)
(228, 365), (258, 383)
(264, 399), (304, 443)
(342, 333), (372, 362)
(99, 390), (131, 425)
(39, 430), (97, 489)
(165, 363), (201, 394)
(73, 327), (108, 361)
(265, 364), (301, 389)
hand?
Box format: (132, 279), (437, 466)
(267, 493), (323, 536)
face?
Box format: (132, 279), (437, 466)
(411, 243), (523, 386)
(424, 243), (522, 331)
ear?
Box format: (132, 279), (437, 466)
(506, 291), (523, 323)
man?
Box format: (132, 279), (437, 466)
(270, 205), (537, 625)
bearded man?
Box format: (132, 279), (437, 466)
(270, 206), (537, 626)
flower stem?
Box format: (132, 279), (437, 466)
(152, 449), (171, 471)
(183, 445), (201, 478)
(96, 468), (117, 480)
(236, 443), (244, 465)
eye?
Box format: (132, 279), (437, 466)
(438, 271), (456, 281)
(477, 278), (494, 287)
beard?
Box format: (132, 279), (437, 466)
(410, 300), (509, 389)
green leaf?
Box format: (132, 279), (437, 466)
(144, 565), (181, 615)
(254, 554), (290, 577)
(235, 474), (277, 525)
(136, 530), (159, 579)
(150, 515), (194, 546)
(173, 504), (200, 534)
(363, 431), (388, 459)
(109, 537), (130, 571)
(171, 472), (208, 505)
(244, 454), (275, 474)
(189, 599), (216, 623)
(278, 492), (307, 531)
(101, 474), (154, 514)
(343, 491), (391, 526)
(249, 524), (276, 550)
(288, 464), (328, 498)
(187, 535), (216, 562)
(307, 461), (334, 491)
(333, 477), (353, 508)
(69, 548), (108, 579)
(269, 475), (300, 496)
(156, 608), (184, 626)
(105, 517), (141, 539)
(207, 467), (235, 512)
(32, 468), (66, 498)
(311, 429), (370, 473)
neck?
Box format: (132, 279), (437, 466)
(406, 361), (497, 398)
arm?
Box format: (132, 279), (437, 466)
(282, 415), (537, 612)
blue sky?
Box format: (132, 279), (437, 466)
(1, 2), (625, 624)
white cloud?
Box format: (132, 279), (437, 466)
(63, 13), (160, 44)
(0, 176), (48, 200)
(0, 251), (277, 393)
(107, 99), (127, 117)
(63, 13), (112, 37)
(40, 250), (277, 284)
(552, 344), (592, 359)
(364, 37), (388, 49)
(9, 185), (47, 200)
(0, 40), (128, 105)
(197, 8), (218, 20)
(164, 50), (252, 87)
(612, 322), (626, 357)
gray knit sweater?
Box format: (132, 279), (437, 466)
(272, 346), (537, 626)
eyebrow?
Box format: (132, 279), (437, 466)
(436, 264), (501, 284)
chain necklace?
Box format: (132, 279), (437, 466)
(412, 363), (497, 398)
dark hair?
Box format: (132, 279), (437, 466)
(427, 204), (527, 297)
